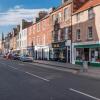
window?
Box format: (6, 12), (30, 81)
(29, 27), (32, 35)
(76, 13), (80, 22)
(64, 7), (71, 21)
(33, 26), (35, 34)
(76, 49), (83, 60)
(42, 20), (46, 30)
(88, 27), (93, 39)
(37, 36), (40, 45)
(64, 8), (68, 20)
(91, 48), (100, 62)
(33, 37), (35, 45)
(52, 14), (56, 24)
(37, 23), (40, 32)
(76, 29), (81, 40)
(88, 8), (94, 19)
(58, 12), (62, 22)
(43, 34), (46, 45)
(64, 27), (69, 40)
(58, 30), (61, 41)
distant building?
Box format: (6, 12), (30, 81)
(27, 13), (52, 60)
(0, 40), (2, 54)
(18, 19), (32, 55)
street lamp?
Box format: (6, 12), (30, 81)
(31, 41), (34, 60)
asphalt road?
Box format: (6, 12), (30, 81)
(0, 58), (100, 100)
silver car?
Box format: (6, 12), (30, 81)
(20, 55), (33, 62)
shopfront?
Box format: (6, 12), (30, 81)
(74, 44), (100, 67)
(51, 41), (70, 63)
(34, 45), (50, 60)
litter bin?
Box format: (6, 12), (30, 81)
(83, 61), (88, 72)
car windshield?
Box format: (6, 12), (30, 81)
(24, 55), (29, 57)
(15, 54), (19, 56)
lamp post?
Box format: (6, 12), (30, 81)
(31, 41), (34, 60)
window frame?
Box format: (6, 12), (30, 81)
(76, 29), (81, 41)
(88, 26), (93, 39)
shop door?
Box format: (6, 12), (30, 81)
(66, 46), (70, 63)
(84, 48), (89, 61)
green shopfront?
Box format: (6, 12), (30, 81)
(74, 44), (100, 67)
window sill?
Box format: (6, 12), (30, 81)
(76, 39), (81, 42)
(87, 38), (93, 41)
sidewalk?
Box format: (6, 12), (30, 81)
(80, 67), (100, 79)
(34, 60), (81, 70)
(33, 60), (100, 79)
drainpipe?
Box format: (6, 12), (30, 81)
(71, 1), (73, 64)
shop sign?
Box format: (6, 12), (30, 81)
(53, 44), (60, 48)
(52, 42), (65, 48)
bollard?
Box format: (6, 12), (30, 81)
(83, 61), (88, 72)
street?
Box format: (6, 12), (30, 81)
(0, 58), (100, 100)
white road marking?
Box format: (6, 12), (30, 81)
(0, 62), (50, 82)
(8, 65), (18, 70)
(25, 72), (50, 82)
(69, 88), (100, 100)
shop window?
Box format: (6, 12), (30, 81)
(91, 48), (100, 62)
(95, 48), (100, 62)
(76, 49), (83, 61)
(91, 49), (95, 62)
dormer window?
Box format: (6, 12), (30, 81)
(88, 8), (94, 19)
(76, 13), (80, 22)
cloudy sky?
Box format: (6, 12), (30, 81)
(0, 0), (61, 36)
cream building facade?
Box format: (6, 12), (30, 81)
(72, 0), (100, 67)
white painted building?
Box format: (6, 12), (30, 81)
(17, 20), (28, 55)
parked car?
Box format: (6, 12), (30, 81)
(12, 54), (20, 60)
(20, 55), (33, 62)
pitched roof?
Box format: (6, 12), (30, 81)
(73, 0), (100, 14)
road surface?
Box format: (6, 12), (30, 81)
(0, 58), (100, 100)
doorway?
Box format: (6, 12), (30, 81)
(84, 48), (89, 61)
(66, 46), (70, 63)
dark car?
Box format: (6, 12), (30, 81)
(12, 54), (20, 60)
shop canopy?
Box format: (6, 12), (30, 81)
(74, 44), (100, 48)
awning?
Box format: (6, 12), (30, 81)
(74, 44), (100, 48)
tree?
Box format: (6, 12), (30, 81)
(1, 32), (4, 44)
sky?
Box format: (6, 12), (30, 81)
(0, 0), (61, 37)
